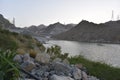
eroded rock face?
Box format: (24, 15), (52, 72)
(35, 53), (50, 64)
(50, 75), (74, 80)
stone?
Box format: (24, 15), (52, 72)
(88, 76), (99, 80)
(50, 75), (74, 80)
(75, 64), (88, 74)
(63, 59), (69, 65)
(23, 53), (31, 62)
(13, 54), (22, 63)
(21, 60), (35, 72)
(82, 71), (88, 80)
(18, 78), (35, 80)
(75, 63), (83, 69)
(72, 67), (82, 80)
(53, 62), (71, 75)
(43, 72), (49, 77)
(43, 78), (48, 80)
(25, 79), (35, 80)
(52, 58), (62, 63)
(35, 53), (50, 64)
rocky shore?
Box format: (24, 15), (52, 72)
(14, 53), (99, 80)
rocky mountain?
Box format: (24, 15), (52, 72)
(53, 20), (120, 43)
(0, 14), (16, 29)
(22, 24), (46, 36)
(43, 22), (75, 36)
(0, 14), (76, 37)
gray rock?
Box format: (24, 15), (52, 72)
(23, 53), (31, 62)
(75, 63), (83, 69)
(82, 71), (88, 80)
(50, 74), (74, 80)
(88, 76), (99, 80)
(44, 72), (49, 77)
(21, 60), (35, 71)
(35, 53), (50, 64)
(25, 79), (35, 80)
(43, 78), (48, 80)
(13, 54), (22, 63)
(52, 58), (62, 63)
(49, 71), (55, 75)
(53, 62), (71, 75)
(72, 67), (82, 80)
(63, 59), (69, 65)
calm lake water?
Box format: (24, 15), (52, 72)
(44, 40), (120, 67)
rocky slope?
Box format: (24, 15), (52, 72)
(53, 20), (120, 43)
(22, 24), (47, 36)
(0, 14), (16, 29)
(43, 22), (75, 36)
(0, 14), (76, 38)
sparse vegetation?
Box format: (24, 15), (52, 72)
(46, 45), (68, 60)
(0, 25), (45, 54)
(0, 50), (20, 80)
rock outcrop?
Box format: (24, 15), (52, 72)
(14, 53), (99, 80)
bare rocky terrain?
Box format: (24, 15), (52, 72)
(53, 20), (120, 43)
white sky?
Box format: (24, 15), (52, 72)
(0, 0), (120, 27)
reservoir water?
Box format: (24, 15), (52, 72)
(44, 40), (120, 67)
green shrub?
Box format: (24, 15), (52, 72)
(0, 50), (20, 80)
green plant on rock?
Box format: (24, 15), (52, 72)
(46, 45), (69, 60)
(60, 53), (69, 60)
(0, 50), (20, 80)
(47, 45), (61, 57)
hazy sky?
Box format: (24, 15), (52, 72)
(0, 0), (120, 27)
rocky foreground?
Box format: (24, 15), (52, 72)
(14, 53), (99, 80)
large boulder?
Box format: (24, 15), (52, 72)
(50, 75), (74, 80)
(35, 53), (50, 64)
(53, 62), (71, 75)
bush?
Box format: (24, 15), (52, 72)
(0, 50), (20, 80)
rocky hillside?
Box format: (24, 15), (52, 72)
(42, 22), (75, 36)
(0, 21), (45, 56)
(0, 14), (76, 37)
(0, 14), (16, 29)
(53, 20), (120, 43)
(22, 24), (46, 36)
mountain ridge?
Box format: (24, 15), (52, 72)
(53, 20), (120, 43)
